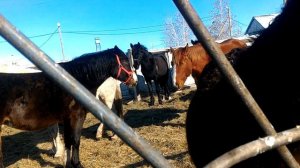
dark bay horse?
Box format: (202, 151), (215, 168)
(170, 38), (248, 89)
(0, 45), (137, 168)
(187, 0), (300, 167)
(130, 42), (170, 106)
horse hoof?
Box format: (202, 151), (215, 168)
(110, 134), (120, 141)
(54, 152), (64, 158)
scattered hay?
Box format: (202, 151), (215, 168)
(3, 88), (196, 168)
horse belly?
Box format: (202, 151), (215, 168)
(3, 91), (63, 131)
(4, 114), (58, 131)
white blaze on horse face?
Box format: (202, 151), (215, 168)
(172, 64), (177, 88)
(131, 67), (138, 83)
(132, 72), (138, 83)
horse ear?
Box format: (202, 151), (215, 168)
(130, 43), (133, 48)
(170, 47), (174, 53)
(138, 42), (140, 45)
(184, 43), (189, 50)
(114, 45), (118, 49)
(182, 43), (189, 52)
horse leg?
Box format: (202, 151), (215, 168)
(95, 78), (116, 139)
(49, 124), (65, 158)
(164, 84), (171, 101)
(146, 81), (155, 106)
(111, 84), (123, 140)
(63, 109), (86, 168)
(154, 81), (163, 104)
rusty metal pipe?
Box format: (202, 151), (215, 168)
(0, 14), (171, 168)
(172, 0), (299, 167)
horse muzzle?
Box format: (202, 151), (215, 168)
(125, 73), (138, 87)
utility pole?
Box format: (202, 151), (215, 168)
(95, 37), (101, 51)
(57, 22), (65, 61)
(227, 6), (232, 38)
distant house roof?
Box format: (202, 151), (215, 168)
(245, 14), (279, 35)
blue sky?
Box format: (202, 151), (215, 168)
(0, 0), (284, 62)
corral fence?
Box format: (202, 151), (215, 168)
(1, 0), (300, 168)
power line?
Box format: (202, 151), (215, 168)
(0, 25), (166, 43)
(0, 19), (247, 44)
(39, 27), (58, 48)
(232, 19), (247, 26)
(62, 29), (164, 36)
(64, 24), (165, 33)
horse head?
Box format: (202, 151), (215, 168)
(130, 42), (148, 70)
(170, 43), (192, 90)
(113, 45), (138, 87)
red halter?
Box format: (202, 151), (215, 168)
(115, 54), (133, 84)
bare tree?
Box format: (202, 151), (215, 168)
(209, 0), (242, 40)
(164, 12), (194, 47)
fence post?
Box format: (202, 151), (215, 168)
(127, 49), (139, 101)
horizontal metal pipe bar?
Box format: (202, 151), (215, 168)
(0, 14), (171, 168)
(171, 0), (299, 167)
(205, 127), (300, 168)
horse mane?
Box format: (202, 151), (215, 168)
(60, 46), (125, 87)
(187, 45), (210, 64)
(136, 43), (148, 51)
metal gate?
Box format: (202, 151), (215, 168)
(173, 0), (300, 167)
(1, 1), (300, 168)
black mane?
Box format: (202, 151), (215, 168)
(60, 46), (127, 88)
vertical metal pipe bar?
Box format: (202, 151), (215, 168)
(0, 14), (171, 168)
(171, 0), (299, 167)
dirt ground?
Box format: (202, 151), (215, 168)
(2, 87), (196, 168)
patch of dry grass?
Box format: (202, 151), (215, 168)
(2, 87), (196, 168)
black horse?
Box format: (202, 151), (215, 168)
(187, 0), (300, 167)
(0, 45), (137, 168)
(130, 42), (170, 106)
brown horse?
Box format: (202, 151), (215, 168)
(170, 38), (248, 89)
(0, 46), (137, 168)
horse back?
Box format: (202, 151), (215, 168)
(152, 53), (169, 75)
(218, 39), (248, 54)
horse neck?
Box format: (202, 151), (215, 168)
(188, 45), (212, 75)
(139, 49), (152, 65)
(60, 60), (113, 91)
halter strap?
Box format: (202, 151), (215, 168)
(115, 54), (133, 84)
